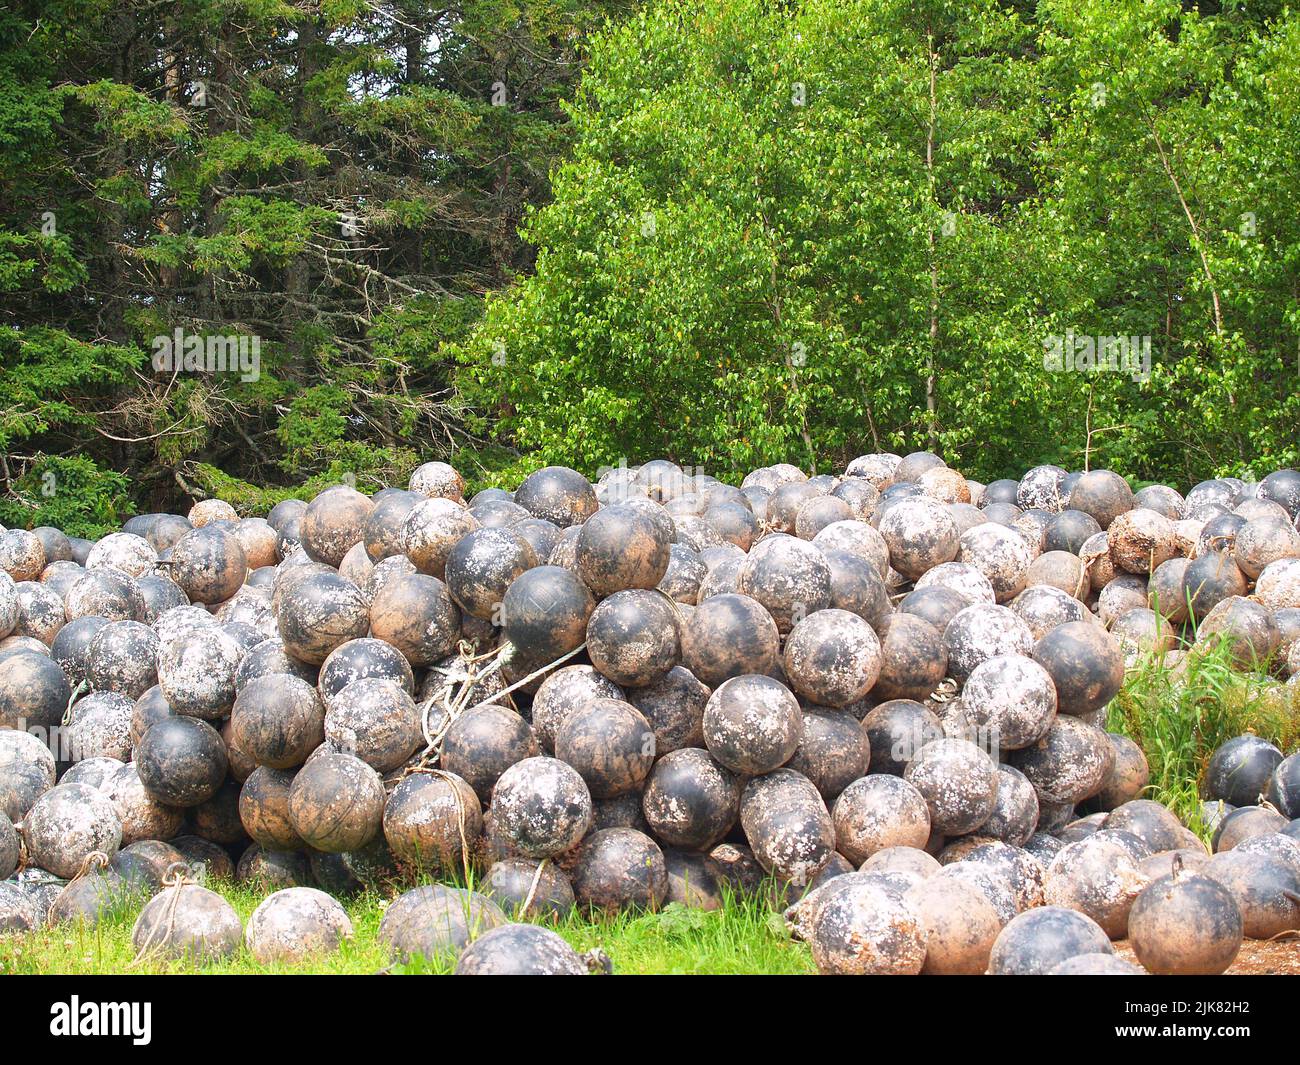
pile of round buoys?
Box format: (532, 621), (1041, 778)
(1, 453), (1299, 975)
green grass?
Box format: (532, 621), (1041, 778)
(1108, 635), (1300, 828)
(0, 879), (815, 975)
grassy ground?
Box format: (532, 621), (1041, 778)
(1108, 637), (1299, 828)
(0, 880), (815, 975)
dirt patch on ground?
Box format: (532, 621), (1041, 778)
(1113, 936), (1300, 975)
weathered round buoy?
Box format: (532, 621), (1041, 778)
(440, 702), (538, 803)
(368, 572), (461, 667)
(1008, 715), (1112, 805)
(1031, 620), (1124, 717)
(238, 766), (303, 851)
(957, 522), (1035, 603)
(514, 465), (597, 527)
(586, 589), (681, 688)
(166, 835), (233, 880)
(680, 593), (779, 691)
(905, 873), (1003, 975)
(987, 904), (1114, 975)
(1206, 734), (1283, 808)
(0, 728), (56, 821)
(297, 486), (372, 568)
(961, 653), (1057, 750)
(1044, 835), (1149, 938)
(14, 579), (69, 641)
(22, 782), (122, 878)
(229, 673), (324, 769)
(244, 886), (352, 964)
(860, 700), (941, 775)
(271, 570), (368, 667)
(288, 751), (384, 853)
(400, 497), (478, 579)
(49, 866), (133, 926)
(642, 747), (740, 850)
(0, 810), (18, 880)
(574, 503), (671, 597)
(554, 697), (655, 799)
(571, 827), (668, 914)
(325, 678), (420, 772)
(102, 762), (183, 845)
(168, 525), (247, 605)
(237, 844), (312, 889)
(787, 708), (871, 801)
(832, 775), (931, 863)
(1204, 850), (1300, 938)
(1068, 470), (1133, 530)
(702, 673), (802, 775)
(500, 565), (594, 664)
(740, 768), (835, 886)
(407, 460), (466, 501)
(903, 738), (999, 836)
(529, 665), (624, 752)
(1183, 550), (1249, 621)
(965, 768), (1033, 852)
(1128, 863), (1242, 974)
(625, 665), (708, 755)
(131, 883), (243, 961)
(455, 922), (587, 975)
(82, 619), (159, 700)
(1024, 551), (1089, 598)
(361, 489), (421, 563)
(878, 497), (960, 579)
(702, 501), (759, 550)
(0, 881), (39, 932)
(157, 627), (244, 720)
(0, 649), (70, 730)
(942, 603), (1033, 684)
(489, 756), (593, 858)
(1266, 753), (1300, 819)
(1196, 596), (1281, 669)
(0, 528), (47, 582)
(135, 716), (228, 807)
(1099, 799), (1183, 853)
(444, 526), (534, 620)
(317, 637), (413, 708)
(1214, 805), (1287, 852)
(484, 858), (576, 919)
(807, 873), (926, 975)
(735, 534), (832, 633)
(782, 608), (880, 708)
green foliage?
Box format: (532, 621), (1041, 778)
(1109, 639), (1300, 827)
(456, 0), (1300, 485)
(0, 455), (133, 539)
(0, 0), (625, 515)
